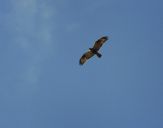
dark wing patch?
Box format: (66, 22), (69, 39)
(79, 50), (94, 65)
(93, 36), (108, 51)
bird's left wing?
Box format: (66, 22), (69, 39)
(79, 50), (94, 65)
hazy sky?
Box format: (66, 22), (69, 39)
(0, 0), (163, 128)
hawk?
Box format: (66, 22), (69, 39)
(79, 36), (108, 65)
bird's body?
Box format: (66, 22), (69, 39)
(79, 36), (108, 65)
(89, 48), (102, 58)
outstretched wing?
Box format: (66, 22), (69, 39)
(79, 50), (94, 65)
(93, 36), (108, 51)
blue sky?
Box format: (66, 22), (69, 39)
(0, 0), (163, 128)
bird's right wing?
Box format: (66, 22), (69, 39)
(93, 36), (108, 51)
(79, 50), (94, 65)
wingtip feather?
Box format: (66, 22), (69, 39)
(103, 36), (108, 40)
(79, 60), (84, 65)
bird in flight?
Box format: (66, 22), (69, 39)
(79, 36), (109, 65)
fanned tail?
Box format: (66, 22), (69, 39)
(96, 52), (102, 58)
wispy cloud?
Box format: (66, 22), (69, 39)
(11, 0), (56, 47)
(6, 0), (57, 89)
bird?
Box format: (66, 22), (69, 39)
(79, 36), (108, 65)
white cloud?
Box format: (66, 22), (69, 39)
(8, 0), (57, 88)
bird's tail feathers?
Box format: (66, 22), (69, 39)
(96, 52), (102, 58)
